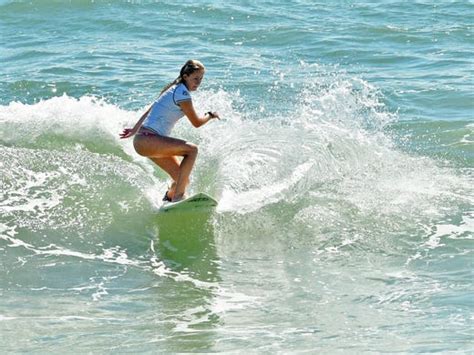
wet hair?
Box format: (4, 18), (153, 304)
(159, 59), (205, 96)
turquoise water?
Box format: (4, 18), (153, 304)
(1, 0), (473, 352)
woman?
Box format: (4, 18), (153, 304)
(120, 59), (220, 202)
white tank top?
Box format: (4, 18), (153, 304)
(142, 83), (191, 136)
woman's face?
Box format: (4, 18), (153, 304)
(183, 69), (205, 91)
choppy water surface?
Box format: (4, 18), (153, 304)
(1, 1), (473, 352)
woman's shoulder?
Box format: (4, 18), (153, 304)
(173, 83), (192, 102)
(157, 82), (188, 98)
(174, 82), (190, 93)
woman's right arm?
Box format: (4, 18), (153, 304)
(119, 106), (152, 139)
(180, 101), (220, 128)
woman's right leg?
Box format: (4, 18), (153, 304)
(171, 145), (197, 201)
(150, 156), (190, 200)
(134, 134), (198, 201)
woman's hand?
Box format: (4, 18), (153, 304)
(119, 128), (135, 139)
(207, 111), (220, 120)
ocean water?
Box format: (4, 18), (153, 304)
(1, 0), (473, 352)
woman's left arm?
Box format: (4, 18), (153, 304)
(180, 101), (219, 128)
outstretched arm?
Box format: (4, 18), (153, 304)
(180, 100), (220, 128)
(119, 106), (152, 139)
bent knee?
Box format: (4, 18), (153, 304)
(185, 143), (198, 156)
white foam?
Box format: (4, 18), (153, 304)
(218, 161), (313, 213)
(186, 74), (472, 226)
(1, 83), (471, 234)
(423, 212), (474, 249)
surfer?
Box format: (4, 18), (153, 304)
(119, 59), (220, 202)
